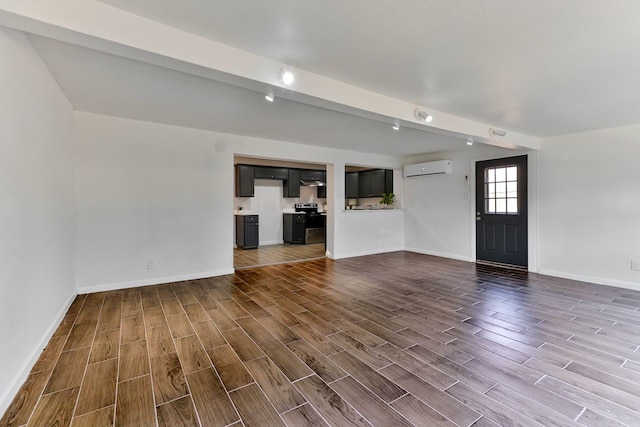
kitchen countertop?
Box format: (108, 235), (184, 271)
(343, 207), (400, 212)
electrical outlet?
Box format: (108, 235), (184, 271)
(147, 260), (154, 270)
(631, 260), (640, 271)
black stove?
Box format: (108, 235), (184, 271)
(295, 203), (325, 243)
(294, 202), (318, 213)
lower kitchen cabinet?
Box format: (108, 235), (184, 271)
(283, 213), (306, 244)
(236, 215), (259, 249)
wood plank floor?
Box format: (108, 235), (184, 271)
(234, 243), (325, 269)
(3, 251), (640, 426)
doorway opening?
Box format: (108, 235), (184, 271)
(475, 155), (528, 269)
(233, 157), (328, 269)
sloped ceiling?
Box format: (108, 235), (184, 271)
(28, 35), (467, 156)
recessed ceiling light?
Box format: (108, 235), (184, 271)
(414, 109), (433, 123)
(280, 68), (295, 85)
(467, 138), (474, 146)
(392, 123), (400, 131)
(265, 94), (274, 102)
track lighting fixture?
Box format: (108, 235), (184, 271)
(265, 94), (274, 102)
(414, 109), (433, 123)
(392, 123), (400, 131)
(489, 128), (507, 137)
(280, 68), (295, 85)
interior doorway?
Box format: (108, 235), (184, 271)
(233, 157), (329, 269)
(475, 155), (528, 269)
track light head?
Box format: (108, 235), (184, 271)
(415, 109), (433, 123)
(280, 68), (295, 85)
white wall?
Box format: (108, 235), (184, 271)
(334, 167), (405, 258)
(74, 112), (235, 292)
(335, 210), (405, 258)
(539, 125), (640, 289)
(403, 144), (526, 262)
(74, 112), (402, 292)
(0, 27), (76, 414)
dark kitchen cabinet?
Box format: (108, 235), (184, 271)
(370, 169), (386, 196)
(236, 215), (259, 249)
(357, 170), (373, 197)
(300, 169), (325, 181)
(345, 172), (359, 198)
(283, 213), (306, 244)
(283, 168), (301, 198)
(314, 171), (327, 198)
(385, 169), (393, 195)
(254, 166), (288, 180)
(235, 165), (254, 197)
(350, 168), (393, 198)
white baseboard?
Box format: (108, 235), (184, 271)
(259, 240), (284, 246)
(538, 268), (640, 292)
(330, 246), (405, 260)
(404, 247), (473, 263)
(76, 268), (235, 294)
(0, 290), (77, 417)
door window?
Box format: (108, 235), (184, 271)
(484, 166), (518, 214)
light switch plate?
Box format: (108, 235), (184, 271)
(631, 260), (640, 271)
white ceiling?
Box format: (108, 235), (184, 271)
(98, 0), (640, 137)
(8, 1), (640, 157)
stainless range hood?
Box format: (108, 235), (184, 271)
(299, 179), (326, 187)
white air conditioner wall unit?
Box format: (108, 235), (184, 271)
(403, 160), (452, 177)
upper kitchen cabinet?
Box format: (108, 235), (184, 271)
(236, 163), (327, 199)
(283, 168), (301, 198)
(384, 169), (393, 195)
(370, 169), (387, 196)
(297, 169), (327, 198)
(235, 164), (254, 197)
(254, 166), (288, 180)
(300, 170), (325, 181)
(345, 172), (359, 198)
(317, 183), (327, 198)
(304, 170), (327, 198)
(348, 168), (393, 198)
